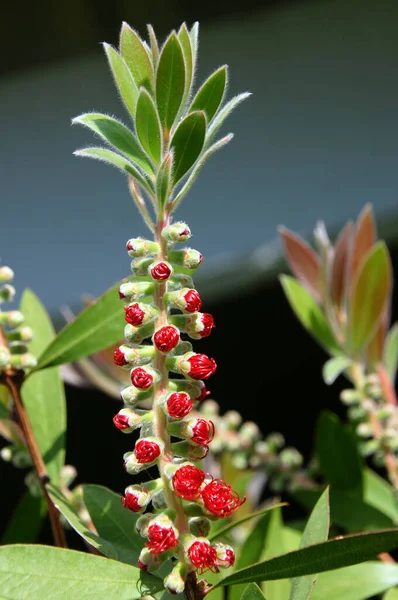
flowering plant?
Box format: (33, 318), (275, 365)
(1, 20), (398, 600)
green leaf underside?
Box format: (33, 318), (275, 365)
(156, 153), (173, 209)
(289, 488), (330, 600)
(206, 92), (251, 145)
(36, 278), (128, 369)
(189, 23), (199, 73)
(74, 147), (153, 192)
(384, 323), (398, 382)
(136, 89), (162, 163)
(73, 113), (154, 176)
(21, 290), (66, 484)
(120, 23), (154, 93)
(103, 44), (139, 118)
(209, 502), (286, 542)
(83, 484), (144, 565)
(214, 528), (398, 589)
(190, 66), (227, 123)
(170, 111), (206, 184)
(280, 276), (341, 355)
(241, 583), (267, 599)
(1, 491), (46, 545)
(156, 32), (186, 130)
(311, 562), (398, 600)
(0, 545), (162, 599)
(316, 411), (363, 491)
(348, 241), (391, 354)
(178, 24), (193, 103)
(322, 356), (352, 385)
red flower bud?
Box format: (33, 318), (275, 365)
(113, 413), (130, 430)
(150, 261), (172, 281)
(183, 289), (202, 313)
(146, 522), (178, 554)
(183, 419), (215, 445)
(124, 303), (145, 326)
(188, 540), (218, 573)
(138, 559), (148, 571)
(172, 464), (206, 500)
(201, 479), (245, 518)
(214, 544), (235, 568)
(198, 314), (215, 338)
(131, 367), (153, 389)
(197, 383), (210, 402)
(154, 325), (180, 353)
(166, 392), (193, 419)
(185, 354), (217, 380)
(134, 439), (161, 464)
(113, 347), (128, 366)
(121, 485), (150, 513)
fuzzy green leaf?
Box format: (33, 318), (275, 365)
(189, 22), (199, 74)
(280, 276), (341, 355)
(0, 544), (162, 599)
(289, 488), (330, 600)
(209, 502), (286, 542)
(311, 562), (398, 600)
(36, 279), (129, 369)
(384, 323), (398, 383)
(213, 528), (398, 589)
(103, 44), (139, 118)
(190, 66), (227, 123)
(322, 356), (352, 385)
(136, 88), (162, 163)
(147, 25), (159, 69)
(241, 583), (267, 600)
(83, 484), (144, 565)
(348, 241), (392, 355)
(170, 111), (206, 185)
(21, 290), (66, 484)
(206, 92), (251, 145)
(72, 113), (154, 176)
(156, 152), (173, 209)
(74, 147), (154, 192)
(156, 32), (185, 131)
(316, 411), (362, 491)
(119, 23), (154, 93)
(178, 23), (193, 104)
(1, 491), (46, 544)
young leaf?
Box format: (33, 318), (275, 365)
(170, 111), (206, 185)
(365, 308), (389, 366)
(311, 562), (398, 600)
(103, 44), (139, 118)
(213, 528), (398, 589)
(156, 152), (173, 209)
(209, 502), (286, 542)
(364, 468), (398, 523)
(83, 484), (144, 564)
(1, 491), (46, 544)
(147, 25), (159, 69)
(156, 32), (185, 131)
(348, 241), (392, 355)
(280, 276), (341, 355)
(119, 23), (154, 93)
(279, 228), (322, 302)
(74, 147), (154, 193)
(190, 66), (228, 123)
(289, 488), (330, 600)
(189, 22), (199, 75)
(178, 23), (193, 104)
(261, 508), (290, 600)
(206, 93), (251, 145)
(241, 583), (267, 599)
(36, 278), (129, 369)
(21, 290), (66, 484)
(351, 203), (376, 282)
(322, 356), (352, 385)
(0, 544), (162, 599)
(135, 89), (162, 164)
(384, 323), (398, 383)
(72, 113), (154, 176)
(331, 221), (353, 308)
(315, 411), (362, 491)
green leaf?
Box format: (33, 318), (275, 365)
(74, 147), (154, 193)
(384, 323), (398, 383)
(72, 113), (154, 176)
(190, 66), (227, 123)
(311, 562), (398, 600)
(170, 111), (206, 185)
(213, 528), (398, 589)
(0, 545), (162, 599)
(364, 469), (398, 523)
(156, 32), (185, 131)
(156, 152), (173, 209)
(189, 22), (199, 74)
(290, 488), (330, 600)
(206, 92), (251, 145)
(21, 290), (66, 484)
(261, 508), (290, 600)
(83, 484), (144, 564)
(322, 356), (352, 385)
(36, 279), (127, 369)
(119, 23), (154, 93)
(135, 89), (162, 164)
(0, 384), (9, 418)
(103, 44), (139, 118)
(241, 583), (267, 599)
(280, 276), (341, 355)
(279, 228), (322, 302)
(384, 588), (398, 600)
(315, 411), (362, 491)
(348, 241), (392, 354)
(1, 491), (46, 544)
(210, 503), (286, 542)
(178, 23), (193, 104)
(147, 25), (159, 69)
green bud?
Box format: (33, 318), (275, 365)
(0, 346), (10, 368)
(164, 562), (188, 596)
(131, 257), (153, 276)
(126, 238), (159, 257)
(0, 266), (14, 283)
(231, 452), (248, 470)
(0, 284), (15, 303)
(340, 389), (361, 405)
(265, 432), (285, 451)
(188, 516), (211, 537)
(348, 406), (367, 421)
(224, 410), (243, 430)
(356, 423), (373, 438)
(9, 353), (37, 370)
(162, 222), (191, 243)
(5, 326), (33, 342)
(200, 400), (219, 417)
(240, 422), (261, 442)
(0, 446), (13, 462)
(168, 248), (203, 270)
(279, 447), (303, 469)
(0, 310), (24, 328)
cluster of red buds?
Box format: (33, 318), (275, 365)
(113, 223), (245, 594)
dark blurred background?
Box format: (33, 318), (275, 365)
(1, 0), (398, 545)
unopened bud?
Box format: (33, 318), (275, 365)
(0, 446), (12, 462)
(113, 408), (142, 432)
(164, 562), (188, 595)
(340, 389), (362, 405)
(224, 410), (242, 429)
(9, 353), (37, 369)
(118, 281), (154, 301)
(121, 484), (151, 513)
(137, 547), (163, 572)
(240, 422), (261, 442)
(0, 310), (24, 328)
(0, 266), (14, 283)
(169, 248), (203, 270)
(149, 261), (173, 281)
(0, 284), (15, 303)
(136, 512), (154, 537)
(131, 257), (154, 276)
(120, 385), (152, 406)
(126, 238), (159, 257)
(0, 346), (10, 367)
(162, 222), (191, 243)
(188, 517), (211, 537)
